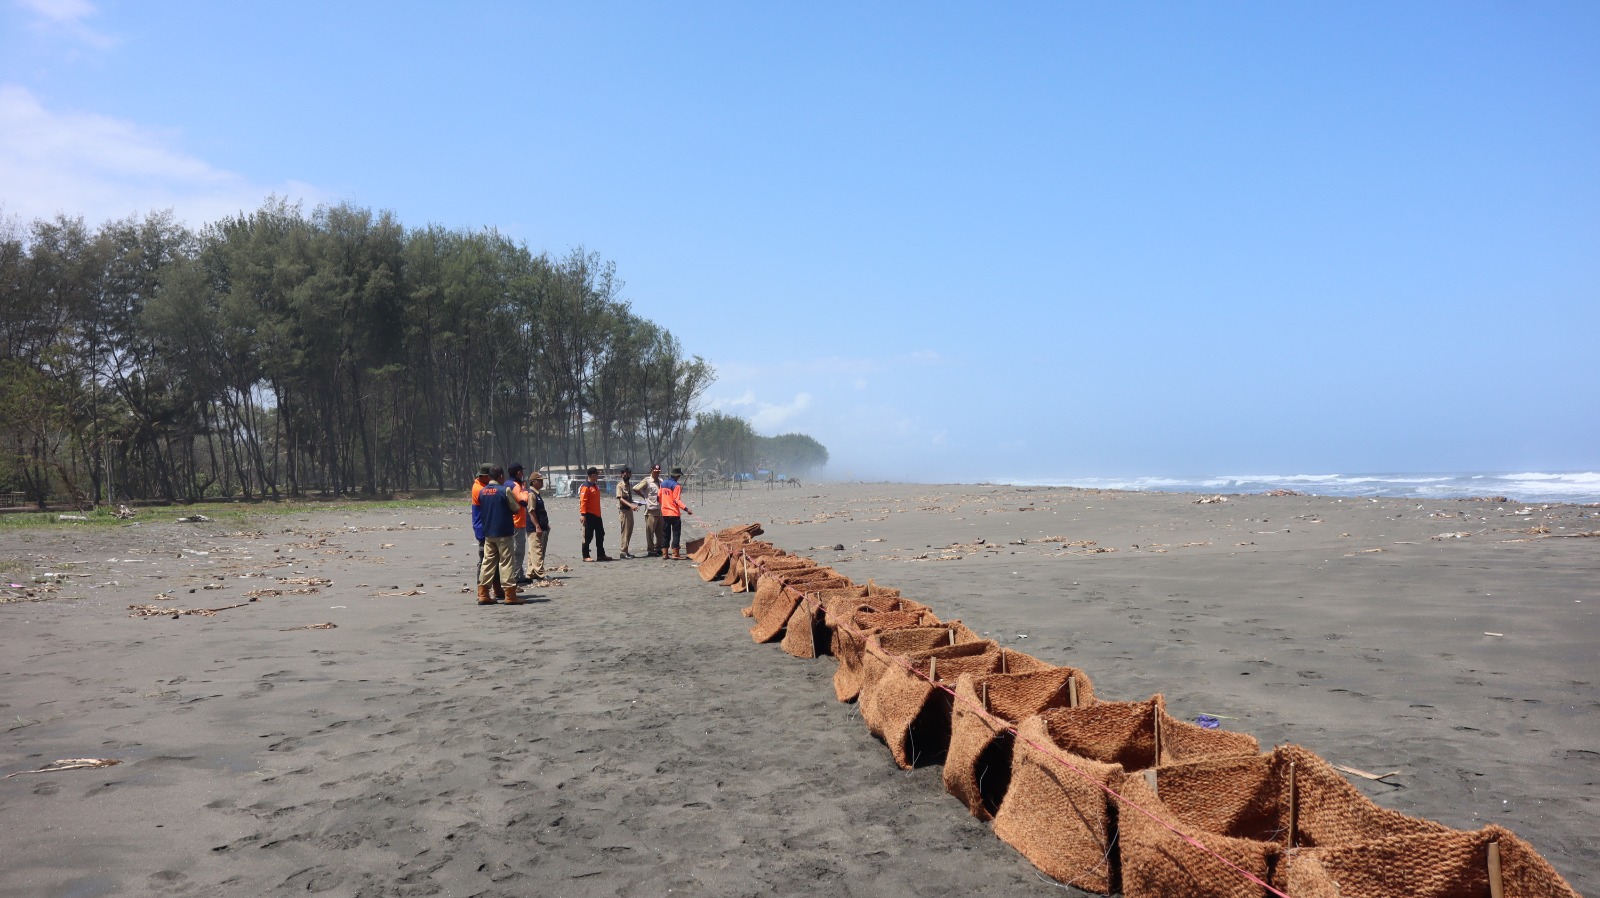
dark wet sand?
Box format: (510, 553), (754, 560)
(1, 482), (1594, 896)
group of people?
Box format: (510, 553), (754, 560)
(470, 462), (693, 605)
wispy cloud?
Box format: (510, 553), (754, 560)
(705, 390), (814, 431)
(0, 84), (321, 229)
(750, 392), (812, 431)
(17, 0), (115, 47)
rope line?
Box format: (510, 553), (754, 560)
(688, 519), (1295, 898)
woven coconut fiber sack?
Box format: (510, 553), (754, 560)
(723, 543), (782, 592)
(945, 665), (1098, 821)
(749, 570), (852, 643)
(1148, 744), (1445, 852)
(823, 593), (930, 657)
(830, 607), (942, 702)
(991, 713), (1128, 893)
(857, 624), (987, 701)
(687, 522), (764, 560)
(859, 638), (1041, 769)
(990, 696), (1259, 893)
(1278, 823), (1581, 898)
(744, 566), (842, 629)
(779, 584), (867, 658)
(1118, 744), (1447, 898)
(739, 558), (818, 616)
(1114, 764), (1281, 898)
(696, 538), (732, 581)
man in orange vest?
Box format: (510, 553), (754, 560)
(469, 462), (500, 590)
(579, 467), (612, 562)
(658, 466), (693, 560)
(477, 466), (524, 604)
(507, 463), (533, 584)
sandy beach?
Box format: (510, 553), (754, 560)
(2, 482), (1594, 897)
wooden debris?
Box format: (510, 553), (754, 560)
(5, 758), (122, 777)
(1332, 763), (1402, 781)
(281, 622), (337, 631)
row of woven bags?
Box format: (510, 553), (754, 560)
(686, 525), (1580, 898)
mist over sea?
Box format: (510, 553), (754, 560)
(988, 472), (1600, 505)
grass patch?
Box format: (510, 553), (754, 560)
(0, 496), (465, 531)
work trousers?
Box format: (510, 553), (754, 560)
(527, 528), (548, 578)
(479, 535), (515, 586)
(512, 528), (528, 580)
(644, 509), (661, 555)
(617, 507), (635, 555)
(582, 513), (606, 559)
(476, 538), (500, 586)
(660, 515), (682, 553)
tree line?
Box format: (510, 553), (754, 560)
(688, 410), (829, 479)
(1, 198), (722, 506)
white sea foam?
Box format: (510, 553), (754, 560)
(986, 471), (1600, 504)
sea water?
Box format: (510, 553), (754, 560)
(995, 471), (1600, 505)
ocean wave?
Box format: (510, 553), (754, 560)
(988, 471), (1600, 504)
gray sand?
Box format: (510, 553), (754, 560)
(1, 483), (1594, 896)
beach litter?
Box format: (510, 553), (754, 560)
(281, 622), (336, 631)
(5, 758), (122, 778)
(1194, 714), (1220, 729)
(175, 514), (211, 523)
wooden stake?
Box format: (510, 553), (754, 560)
(928, 657), (938, 683)
(1488, 841), (1504, 898)
(1067, 675), (1079, 709)
(1152, 706), (1163, 765)
(982, 682), (990, 712)
(949, 628), (957, 646)
(1143, 767), (1158, 798)
(1288, 762), (1298, 849)
(1000, 647), (1007, 673)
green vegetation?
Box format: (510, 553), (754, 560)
(687, 411), (829, 479)
(1, 200), (715, 506)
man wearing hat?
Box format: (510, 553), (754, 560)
(507, 463), (533, 583)
(657, 466), (693, 560)
(639, 464), (663, 558)
(469, 463), (498, 588)
(615, 467), (642, 559)
(526, 470), (550, 580)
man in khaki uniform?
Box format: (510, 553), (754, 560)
(615, 467), (642, 559)
(526, 472), (550, 579)
(638, 464), (663, 557)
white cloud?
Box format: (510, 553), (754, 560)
(750, 392), (812, 430)
(0, 84), (322, 229)
(17, 0), (114, 48)
(705, 390), (814, 431)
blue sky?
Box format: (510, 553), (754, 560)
(3, 1), (1597, 482)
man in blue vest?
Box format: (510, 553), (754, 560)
(477, 466), (524, 605)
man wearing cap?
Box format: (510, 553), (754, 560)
(639, 464), (663, 558)
(507, 463), (533, 584)
(578, 466), (612, 562)
(469, 463), (498, 588)
(657, 467), (693, 560)
(477, 466), (524, 604)
(615, 467), (642, 559)
(526, 471), (550, 579)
